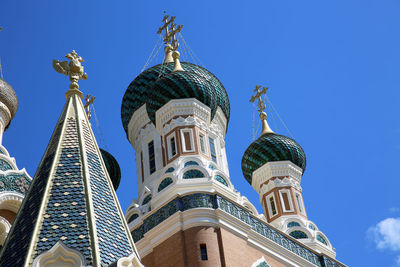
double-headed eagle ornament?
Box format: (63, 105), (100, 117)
(53, 50), (88, 90)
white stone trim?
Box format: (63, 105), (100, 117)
(180, 128), (195, 153)
(156, 98), (211, 134)
(279, 189), (294, 213)
(0, 216), (11, 245)
(0, 191), (24, 213)
(32, 241), (87, 267)
(252, 161), (303, 194)
(252, 256), (270, 267)
(128, 104), (151, 147)
(113, 252), (144, 267)
(266, 192), (277, 219)
(166, 131), (177, 159)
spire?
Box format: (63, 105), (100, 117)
(0, 52), (142, 267)
(249, 85), (274, 136)
(157, 14), (183, 65)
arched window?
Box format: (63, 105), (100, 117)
(142, 195), (152, 205)
(183, 169), (205, 179)
(317, 234), (328, 245)
(184, 161), (199, 167)
(0, 159), (12, 171)
(158, 177), (173, 192)
(127, 214), (139, 223)
(287, 221), (301, 228)
(289, 231), (308, 239)
(215, 175), (228, 187)
(308, 223), (316, 230)
(165, 167), (175, 173)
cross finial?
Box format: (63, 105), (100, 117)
(250, 85), (269, 113)
(52, 50), (88, 99)
(158, 14), (183, 64)
(250, 85), (273, 136)
(84, 94), (95, 120)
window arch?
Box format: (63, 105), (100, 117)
(317, 234), (328, 245)
(142, 195), (152, 205)
(215, 175), (228, 187)
(127, 214), (139, 223)
(158, 177), (173, 192)
(308, 223), (316, 230)
(184, 161), (199, 167)
(289, 231), (308, 239)
(287, 221), (301, 228)
(183, 169), (205, 179)
(165, 167), (175, 173)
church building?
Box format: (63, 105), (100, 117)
(0, 16), (346, 267)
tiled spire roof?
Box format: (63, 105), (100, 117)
(0, 92), (141, 266)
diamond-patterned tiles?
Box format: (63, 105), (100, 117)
(82, 121), (133, 266)
(33, 118), (93, 265)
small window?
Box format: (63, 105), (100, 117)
(181, 129), (194, 152)
(287, 221), (301, 228)
(317, 234), (328, 245)
(148, 141), (155, 174)
(269, 197), (277, 216)
(158, 177), (173, 192)
(199, 133), (206, 154)
(142, 195), (152, 205)
(183, 169), (205, 179)
(279, 190), (293, 212)
(167, 133), (177, 159)
(127, 214), (139, 223)
(200, 244), (208, 261)
(296, 193), (303, 213)
(289, 231), (308, 239)
(209, 137), (217, 163)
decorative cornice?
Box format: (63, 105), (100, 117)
(128, 104), (151, 146)
(156, 98), (211, 134)
(260, 177), (302, 197)
(252, 161), (303, 193)
(129, 193), (344, 267)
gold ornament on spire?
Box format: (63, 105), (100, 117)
(53, 50), (88, 99)
(250, 85), (274, 136)
(157, 15), (183, 64)
(84, 94), (95, 120)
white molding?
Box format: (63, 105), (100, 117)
(32, 241), (87, 267)
(0, 191), (24, 213)
(166, 132), (177, 159)
(180, 128), (195, 153)
(156, 99), (211, 134)
(0, 216), (11, 245)
(252, 161), (303, 194)
(265, 192), (277, 219)
(251, 256), (270, 267)
(279, 189), (294, 213)
(128, 104), (151, 148)
(114, 252), (144, 267)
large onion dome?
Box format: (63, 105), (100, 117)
(121, 62), (230, 135)
(100, 148), (121, 190)
(0, 79), (18, 129)
(241, 133), (306, 184)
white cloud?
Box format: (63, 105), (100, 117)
(368, 217), (400, 251)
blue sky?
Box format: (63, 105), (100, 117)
(1, 0), (400, 266)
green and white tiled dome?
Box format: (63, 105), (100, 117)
(241, 133), (306, 184)
(121, 62), (230, 135)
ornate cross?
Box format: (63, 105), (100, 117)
(250, 85), (269, 113)
(84, 94), (95, 120)
(157, 15), (183, 51)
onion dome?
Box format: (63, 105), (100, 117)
(0, 79), (18, 129)
(241, 133), (306, 185)
(121, 62), (230, 135)
(100, 148), (121, 190)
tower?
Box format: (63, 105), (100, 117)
(0, 51), (142, 267)
(0, 78), (32, 248)
(242, 86), (335, 257)
(122, 16), (345, 267)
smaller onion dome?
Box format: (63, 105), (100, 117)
(100, 148), (121, 190)
(0, 79), (18, 129)
(241, 112), (306, 184)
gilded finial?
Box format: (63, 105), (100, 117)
(84, 94), (95, 120)
(250, 85), (274, 135)
(157, 15), (183, 64)
(53, 50), (88, 99)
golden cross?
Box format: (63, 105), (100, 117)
(157, 14), (183, 51)
(250, 85), (269, 113)
(84, 94), (95, 120)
